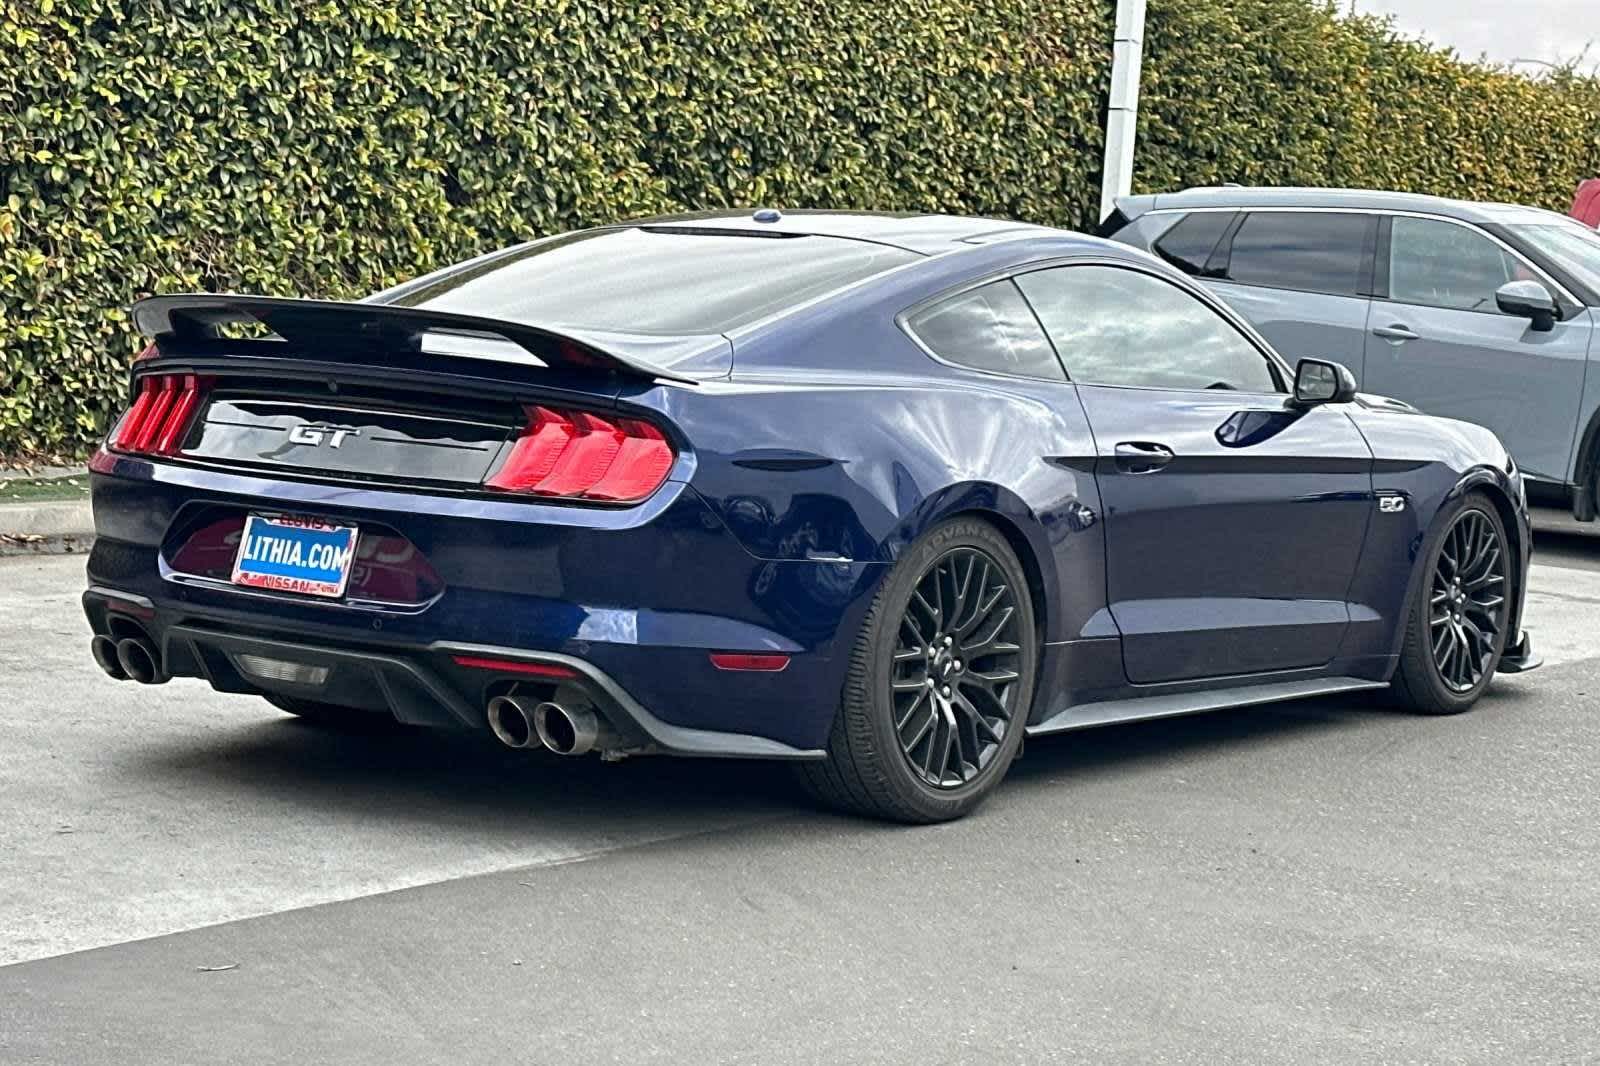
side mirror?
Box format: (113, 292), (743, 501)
(1496, 280), (1557, 332)
(1293, 358), (1359, 407)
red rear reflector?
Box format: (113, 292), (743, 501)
(450, 655), (579, 679)
(109, 373), (211, 458)
(485, 405), (674, 502)
(709, 653), (791, 672)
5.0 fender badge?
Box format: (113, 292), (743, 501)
(1377, 492), (1406, 513)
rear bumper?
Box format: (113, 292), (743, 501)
(83, 456), (886, 754)
(83, 587), (822, 758)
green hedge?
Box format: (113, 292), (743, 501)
(1, 0), (1597, 457)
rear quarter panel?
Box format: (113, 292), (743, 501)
(619, 253), (1111, 646)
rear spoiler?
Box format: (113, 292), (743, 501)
(130, 294), (699, 384)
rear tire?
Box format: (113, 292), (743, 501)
(796, 517), (1039, 823)
(265, 694), (407, 732)
(1389, 492), (1511, 715)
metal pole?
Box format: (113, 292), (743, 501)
(1100, 0), (1148, 222)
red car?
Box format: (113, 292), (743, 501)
(1572, 179), (1600, 227)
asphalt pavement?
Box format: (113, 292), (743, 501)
(3, 541), (1599, 1064)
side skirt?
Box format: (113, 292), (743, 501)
(1026, 676), (1389, 737)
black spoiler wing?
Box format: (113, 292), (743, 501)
(130, 294), (698, 384)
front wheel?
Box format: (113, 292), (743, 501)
(796, 517), (1039, 823)
(1390, 492), (1512, 715)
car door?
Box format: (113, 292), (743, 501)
(1362, 215), (1590, 484)
(1201, 210), (1378, 371)
(1014, 262), (1375, 685)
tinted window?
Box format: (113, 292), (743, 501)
(1152, 212), (1235, 276)
(387, 228), (920, 334)
(1389, 217), (1516, 312)
(905, 280), (1063, 379)
(1225, 212), (1370, 296)
(1015, 266), (1280, 393)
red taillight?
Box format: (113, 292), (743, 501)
(485, 405), (675, 502)
(110, 373), (211, 457)
(709, 652), (791, 672)
(450, 655), (579, 679)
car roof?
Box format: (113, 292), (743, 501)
(1130, 186), (1565, 226)
(616, 209), (1073, 255)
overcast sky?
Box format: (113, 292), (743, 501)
(1351, 0), (1596, 71)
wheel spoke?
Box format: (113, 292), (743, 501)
(901, 707), (935, 755)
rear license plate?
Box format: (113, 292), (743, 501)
(231, 514), (358, 599)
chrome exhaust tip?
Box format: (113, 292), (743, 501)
(486, 694), (540, 749)
(115, 636), (168, 685)
(91, 635), (128, 681)
(533, 701), (612, 756)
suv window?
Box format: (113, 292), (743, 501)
(1224, 212), (1371, 297)
(1014, 265), (1281, 393)
(904, 280), (1064, 380)
(1388, 217), (1517, 313)
(1152, 212), (1235, 276)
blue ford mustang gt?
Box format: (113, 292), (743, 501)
(83, 210), (1540, 821)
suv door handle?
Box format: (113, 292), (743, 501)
(1114, 441), (1175, 474)
(1372, 324), (1420, 342)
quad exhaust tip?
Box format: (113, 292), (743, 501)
(486, 694), (540, 750)
(114, 635), (169, 685)
(485, 692), (618, 756)
(91, 635), (127, 681)
(534, 701), (605, 756)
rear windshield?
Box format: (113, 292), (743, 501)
(386, 228), (921, 334)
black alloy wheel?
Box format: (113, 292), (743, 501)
(1391, 492), (1512, 715)
(1428, 507), (1507, 693)
(796, 517), (1038, 823)
(890, 547), (1024, 788)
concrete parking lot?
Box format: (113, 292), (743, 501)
(3, 541), (1599, 1064)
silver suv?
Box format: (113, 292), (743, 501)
(1103, 187), (1600, 519)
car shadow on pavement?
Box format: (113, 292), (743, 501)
(124, 708), (804, 837)
(1003, 682), (1536, 789)
(120, 682), (1537, 832)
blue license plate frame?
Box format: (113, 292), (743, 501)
(231, 514), (359, 599)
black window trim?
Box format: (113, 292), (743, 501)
(897, 255), (1294, 395)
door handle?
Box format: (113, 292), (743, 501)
(1114, 441), (1175, 474)
(1372, 324), (1420, 343)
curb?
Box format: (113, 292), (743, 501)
(0, 499), (95, 556)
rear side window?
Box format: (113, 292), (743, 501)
(1223, 212), (1372, 297)
(1015, 265), (1281, 393)
(1152, 212), (1235, 276)
(905, 280), (1064, 380)
(387, 228), (921, 335)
